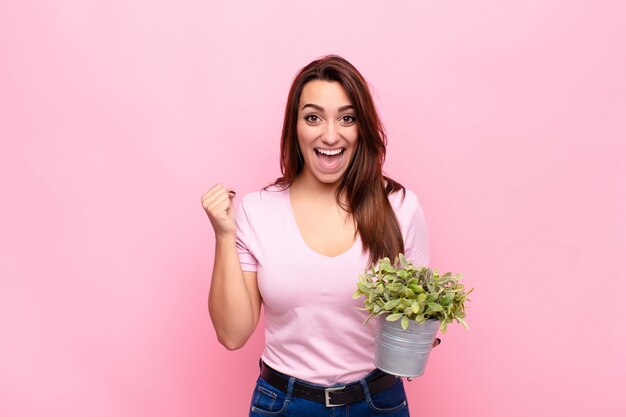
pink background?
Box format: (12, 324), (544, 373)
(1, 1), (625, 416)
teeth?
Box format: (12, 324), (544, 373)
(316, 149), (343, 156)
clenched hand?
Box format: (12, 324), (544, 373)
(201, 184), (237, 237)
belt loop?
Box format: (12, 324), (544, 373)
(358, 378), (373, 403)
(285, 376), (296, 402)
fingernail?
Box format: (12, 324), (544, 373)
(435, 338), (441, 346)
(228, 190), (236, 196)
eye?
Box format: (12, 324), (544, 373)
(340, 115), (356, 125)
(304, 114), (321, 123)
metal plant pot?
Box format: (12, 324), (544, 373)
(375, 317), (440, 377)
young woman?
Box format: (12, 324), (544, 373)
(202, 55), (433, 416)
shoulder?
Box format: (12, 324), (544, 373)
(388, 188), (427, 229)
(237, 186), (288, 215)
(240, 185), (287, 204)
(388, 188), (420, 213)
(389, 188), (429, 266)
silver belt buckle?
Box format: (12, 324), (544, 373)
(324, 385), (346, 407)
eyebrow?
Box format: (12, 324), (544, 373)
(301, 104), (354, 112)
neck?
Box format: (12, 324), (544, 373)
(292, 172), (342, 203)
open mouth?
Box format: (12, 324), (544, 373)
(315, 148), (345, 170)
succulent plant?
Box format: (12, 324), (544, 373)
(353, 254), (473, 333)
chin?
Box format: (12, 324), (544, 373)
(314, 173), (345, 185)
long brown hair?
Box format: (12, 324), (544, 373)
(271, 55), (405, 266)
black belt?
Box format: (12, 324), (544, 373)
(260, 361), (398, 407)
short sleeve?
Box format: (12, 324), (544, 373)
(234, 197), (258, 272)
(395, 190), (429, 267)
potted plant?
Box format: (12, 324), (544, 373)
(353, 254), (473, 377)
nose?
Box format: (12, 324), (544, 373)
(322, 121), (340, 145)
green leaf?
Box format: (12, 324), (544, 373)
(409, 285), (424, 294)
(383, 299), (401, 310)
(411, 301), (420, 314)
(440, 320), (448, 334)
(386, 313), (403, 322)
(427, 303), (444, 312)
(380, 261), (397, 273)
(401, 315), (409, 330)
(456, 316), (469, 329)
(357, 282), (371, 294)
(358, 273), (372, 282)
(440, 291), (454, 305)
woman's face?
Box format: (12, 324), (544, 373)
(296, 80), (358, 186)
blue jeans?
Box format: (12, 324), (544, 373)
(249, 369), (410, 417)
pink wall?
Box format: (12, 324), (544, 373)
(1, 1), (624, 416)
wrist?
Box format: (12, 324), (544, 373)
(214, 232), (237, 245)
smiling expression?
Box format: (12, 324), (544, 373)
(296, 80), (358, 186)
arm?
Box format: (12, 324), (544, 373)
(400, 190), (429, 267)
(400, 190), (440, 348)
(202, 184), (262, 350)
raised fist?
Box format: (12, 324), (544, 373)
(201, 184), (237, 237)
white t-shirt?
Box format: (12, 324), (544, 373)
(235, 186), (429, 385)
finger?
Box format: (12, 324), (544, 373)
(201, 184), (228, 204)
(202, 185), (230, 208)
(203, 183), (225, 199)
(228, 190), (236, 198)
(207, 194), (237, 220)
(206, 192), (232, 213)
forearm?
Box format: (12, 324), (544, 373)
(208, 234), (257, 350)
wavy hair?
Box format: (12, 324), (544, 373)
(271, 55), (405, 266)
